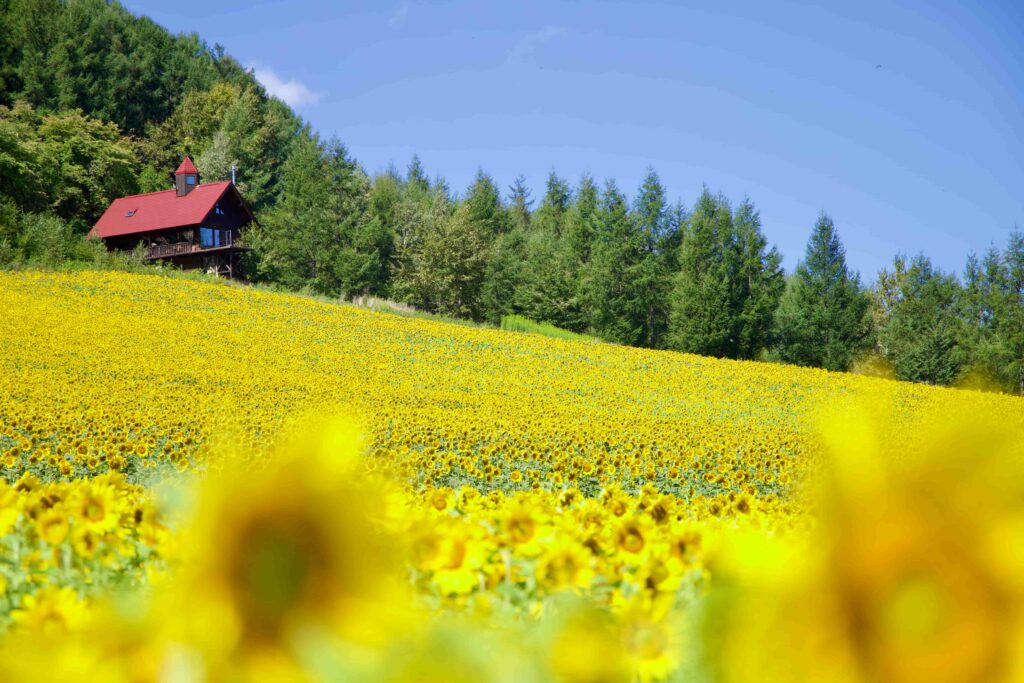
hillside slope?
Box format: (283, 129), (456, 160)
(3, 269), (1021, 497)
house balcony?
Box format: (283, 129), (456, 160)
(145, 234), (249, 261)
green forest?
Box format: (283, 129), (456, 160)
(1, 0), (1022, 393)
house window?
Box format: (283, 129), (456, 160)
(186, 175), (196, 185)
(125, 209), (136, 217)
(214, 203), (224, 215)
(199, 227), (222, 248)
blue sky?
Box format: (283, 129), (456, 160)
(126, 0), (1023, 277)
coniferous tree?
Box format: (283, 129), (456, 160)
(511, 171), (580, 328)
(470, 170), (531, 323)
(585, 180), (648, 345)
(507, 175), (532, 234)
(667, 189), (738, 357)
(499, 173), (598, 332)
(773, 213), (868, 370)
(532, 171), (571, 236)
(876, 254), (965, 385)
(6, 0), (62, 110)
(363, 172), (404, 294)
(999, 232), (1024, 393)
(463, 170), (505, 237)
(732, 199), (783, 358)
(960, 249), (995, 377)
(481, 226), (529, 324)
(518, 230), (586, 331)
(406, 154), (430, 194)
(631, 168), (678, 348)
(960, 233), (1024, 393)
(564, 174), (599, 265)
(251, 136), (382, 296)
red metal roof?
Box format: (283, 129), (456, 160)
(175, 156), (198, 175)
(89, 181), (233, 239)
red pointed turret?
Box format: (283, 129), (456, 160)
(174, 156), (200, 196)
(175, 156), (199, 176)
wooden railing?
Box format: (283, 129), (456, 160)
(145, 232), (244, 260)
(146, 242), (197, 259)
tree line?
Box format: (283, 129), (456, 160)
(1, 0), (1021, 393)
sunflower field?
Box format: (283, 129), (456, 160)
(1, 269), (1023, 682)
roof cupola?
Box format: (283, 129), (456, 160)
(174, 156), (200, 197)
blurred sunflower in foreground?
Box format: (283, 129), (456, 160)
(705, 407), (1024, 683)
(0, 419), (414, 682)
(173, 419), (415, 670)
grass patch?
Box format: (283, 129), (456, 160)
(500, 314), (598, 343)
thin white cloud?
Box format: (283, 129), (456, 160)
(250, 64), (321, 108)
(389, 0), (409, 28)
(506, 25), (566, 66)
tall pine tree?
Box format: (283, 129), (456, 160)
(585, 179), (648, 345)
(507, 174), (532, 234)
(564, 174), (599, 265)
(667, 189), (738, 357)
(252, 136), (382, 297)
(631, 168), (678, 348)
(960, 232), (1024, 393)
(773, 213), (868, 370)
(733, 199), (784, 359)
(532, 171), (571, 236)
(463, 169), (505, 237)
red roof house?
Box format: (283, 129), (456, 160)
(90, 157), (254, 279)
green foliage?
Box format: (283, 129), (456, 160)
(406, 154), (430, 194)
(517, 229), (587, 332)
(13, 211), (91, 264)
(396, 196), (490, 320)
(144, 83), (298, 211)
(959, 232), (1024, 393)
(463, 170), (505, 237)
(0, 102), (137, 227)
(563, 174), (599, 265)
(0, 207), (146, 270)
(480, 227), (529, 324)
(875, 254), (965, 385)
(585, 180), (647, 345)
(250, 135), (385, 297)
(0, 102), (40, 208)
(667, 190), (781, 359)
(733, 199), (785, 359)
(773, 213), (869, 371)
(532, 171), (571, 236)
(36, 108), (138, 226)
(668, 190), (736, 356)
(1, 0), (302, 220)
(507, 175), (532, 234)
(2, 0), (242, 134)
(626, 169), (674, 348)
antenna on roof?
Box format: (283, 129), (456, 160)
(231, 164), (237, 184)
